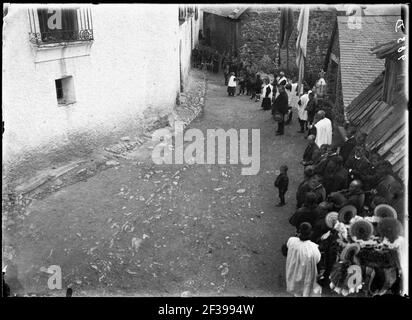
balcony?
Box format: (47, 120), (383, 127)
(28, 7), (94, 46)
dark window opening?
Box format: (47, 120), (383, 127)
(55, 79), (63, 99)
(55, 76), (76, 105)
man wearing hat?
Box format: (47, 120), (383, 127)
(285, 222), (322, 297)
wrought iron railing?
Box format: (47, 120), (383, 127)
(28, 7), (94, 45)
(29, 29), (93, 45)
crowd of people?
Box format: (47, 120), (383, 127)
(280, 96), (405, 297)
(202, 50), (405, 297)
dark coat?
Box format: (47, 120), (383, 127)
(340, 136), (356, 162)
(307, 125), (317, 138)
(275, 173), (289, 192)
(289, 205), (320, 229)
(272, 91), (289, 115)
(345, 156), (373, 181)
(296, 180), (311, 208)
(303, 142), (320, 163)
(255, 78), (263, 91)
(323, 166), (349, 195)
(306, 99), (317, 120)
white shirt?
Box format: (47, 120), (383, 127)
(228, 75), (237, 87)
(286, 237), (322, 297)
(297, 93), (309, 121)
(286, 82), (298, 107)
(314, 117), (333, 147)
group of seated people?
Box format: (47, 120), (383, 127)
(287, 125), (404, 293)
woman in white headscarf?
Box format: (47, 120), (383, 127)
(261, 78), (273, 110)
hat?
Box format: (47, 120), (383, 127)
(338, 205), (357, 224)
(377, 218), (403, 243)
(374, 204), (397, 220)
(349, 219), (374, 241)
(340, 243), (361, 262)
(325, 212), (339, 229)
(329, 192), (347, 209)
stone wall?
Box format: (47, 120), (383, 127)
(325, 23), (346, 126)
(238, 7), (336, 84)
(305, 9), (336, 86)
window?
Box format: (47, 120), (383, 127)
(55, 79), (63, 100)
(179, 6), (186, 23)
(28, 7), (94, 45)
(37, 8), (78, 42)
(55, 76), (76, 105)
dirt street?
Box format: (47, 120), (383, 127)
(3, 72), (307, 296)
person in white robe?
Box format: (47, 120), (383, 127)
(285, 81), (298, 124)
(296, 90), (310, 132)
(286, 222), (322, 297)
(314, 110), (332, 147)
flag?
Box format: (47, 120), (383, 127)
(296, 6), (309, 95)
(279, 8), (294, 49)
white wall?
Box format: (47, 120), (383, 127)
(3, 4), (184, 166)
(178, 9), (200, 91)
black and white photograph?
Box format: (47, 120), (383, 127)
(2, 2), (409, 302)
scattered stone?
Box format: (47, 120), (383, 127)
(132, 237), (143, 252)
(236, 189), (246, 194)
(77, 168), (87, 175)
(106, 160), (120, 166)
(120, 136), (130, 142)
(219, 263), (229, 276)
(181, 291), (191, 297)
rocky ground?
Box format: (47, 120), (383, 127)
(2, 70), (307, 297)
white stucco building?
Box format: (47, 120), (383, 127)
(2, 3), (200, 182)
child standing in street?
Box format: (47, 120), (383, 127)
(274, 165), (289, 207)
